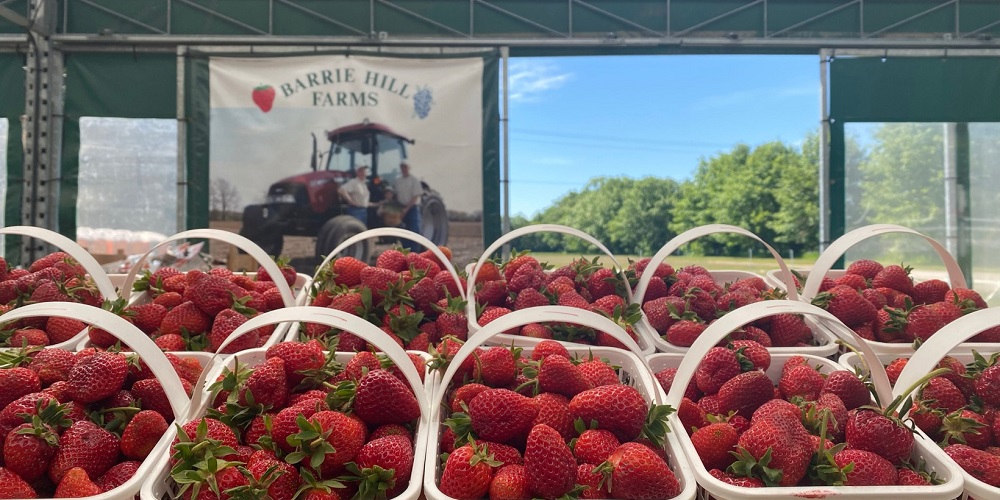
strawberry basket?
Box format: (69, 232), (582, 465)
(294, 227), (466, 350)
(658, 299), (964, 499)
(0, 226), (119, 350)
(141, 305), (433, 500)
(632, 224), (838, 356)
(782, 224), (986, 356)
(888, 307), (1000, 500)
(424, 305), (696, 500)
(465, 224), (654, 354)
(0, 301), (196, 499)
(78, 229), (306, 355)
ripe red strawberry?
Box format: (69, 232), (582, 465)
(833, 448), (898, 486)
(872, 265), (914, 295)
(208, 308), (258, 354)
(508, 263), (545, 294)
(439, 442), (498, 498)
(10, 328), (48, 347)
(569, 385), (648, 442)
(941, 409), (994, 449)
(532, 393), (575, 441)
(586, 268), (618, 300)
(55, 466), (101, 497)
(752, 399), (801, 424)
(538, 354), (593, 398)
(27, 348), (75, 386)
(360, 266), (400, 299)
(239, 356), (288, 409)
(730, 340), (770, 371)
(154, 334), (187, 351)
(596, 442), (680, 498)
(812, 285), (877, 327)
(734, 412), (813, 486)
(946, 288), (988, 309)
(641, 296), (684, 333)
(329, 257), (365, 287)
(845, 408), (913, 465)
(921, 377), (966, 414)
(95, 460), (141, 493)
(577, 359), (620, 387)
(355, 369), (420, 426)
(822, 371), (870, 410)
(691, 422), (738, 471)
(531, 340), (569, 361)
(128, 303), (168, 334)
(256, 259), (297, 286)
(513, 287), (549, 311)
(477, 306), (514, 332)
(482, 441), (523, 467)
(473, 346), (516, 387)
(976, 364), (1000, 407)
(666, 319), (707, 347)
(289, 411), (366, 476)
(0, 466), (36, 497)
(524, 424), (577, 498)
(48, 420), (120, 483)
(265, 340), (325, 388)
(4, 419), (58, 482)
(353, 434), (414, 497)
(130, 378), (178, 421)
(834, 273), (868, 291)
(556, 290), (590, 310)
(45, 316), (85, 345)
(468, 389), (538, 443)
(476, 280), (508, 306)
(159, 301), (210, 337)
(709, 468), (764, 487)
(767, 314), (811, 347)
(120, 410), (168, 460)
(846, 259), (883, 279)
(247, 450), (300, 500)
(152, 290), (183, 308)
(490, 464), (531, 500)
(695, 347), (742, 395)
(717, 370), (773, 419)
(449, 383), (489, 414)
(945, 444), (1000, 486)
(0, 367), (41, 409)
(886, 358), (908, 385)
(435, 297), (469, 340)
(574, 428), (619, 465)
(66, 351), (126, 404)
(912, 279), (950, 304)
(779, 364), (825, 401)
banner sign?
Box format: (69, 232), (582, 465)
(207, 53), (489, 261)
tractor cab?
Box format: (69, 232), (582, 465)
(318, 121), (415, 200)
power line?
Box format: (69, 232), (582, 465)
(511, 128), (733, 149)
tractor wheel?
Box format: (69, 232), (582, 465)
(420, 193), (449, 246)
(240, 205), (283, 256)
(316, 215), (372, 263)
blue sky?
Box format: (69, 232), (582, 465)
(507, 55), (820, 217)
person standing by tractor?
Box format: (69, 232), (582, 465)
(339, 165), (372, 225)
(393, 162), (425, 250)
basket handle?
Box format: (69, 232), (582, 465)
(891, 307), (1000, 406)
(802, 224), (966, 300)
(432, 305), (656, 421)
(0, 226), (117, 300)
(0, 302), (189, 418)
(633, 224), (798, 303)
(663, 300), (891, 409)
(118, 229), (294, 308)
(312, 227), (463, 297)
(188, 306), (428, 423)
(465, 225), (630, 325)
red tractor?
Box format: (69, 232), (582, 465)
(239, 121), (448, 263)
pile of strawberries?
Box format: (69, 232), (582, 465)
(883, 352), (1000, 487)
(435, 339), (682, 499)
(471, 252), (641, 348)
(0, 345), (201, 497)
(0, 252), (106, 347)
(656, 340), (940, 488)
(809, 260), (992, 344)
(122, 261), (298, 353)
(637, 259), (814, 348)
(168, 341), (426, 499)
(304, 246), (467, 352)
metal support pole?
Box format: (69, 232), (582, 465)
(500, 46), (511, 260)
(818, 49), (831, 253)
(944, 122), (959, 258)
(176, 46), (187, 234)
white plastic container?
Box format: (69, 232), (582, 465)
(464, 224), (654, 354)
(787, 224), (984, 357)
(80, 229), (305, 354)
(423, 305), (696, 500)
(141, 306), (433, 500)
(0, 302), (192, 500)
(0, 226), (120, 350)
(661, 300), (964, 499)
(891, 307), (1000, 500)
(632, 224), (838, 356)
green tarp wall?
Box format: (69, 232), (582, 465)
(1, 52), (24, 262)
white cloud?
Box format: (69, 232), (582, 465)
(508, 60), (573, 102)
(693, 84), (817, 110)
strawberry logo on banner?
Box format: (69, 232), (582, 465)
(252, 84), (276, 112)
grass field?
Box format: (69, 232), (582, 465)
(530, 252), (818, 277)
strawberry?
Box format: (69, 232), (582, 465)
(66, 351), (127, 403)
(352, 434), (414, 498)
(360, 266), (400, 300)
(434, 269), (463, 298)
(666, 319), (706, 347)
(556, 290), (590, 310)
(595, 442), (681, 499)
(885, 358), (908, 385)
(752, 399), (802, 424)
(256, 258), (297, 286)
(490, 464), (531, 500)
(912, 279), (950, 304)
(476, 280), (508, 307)
(513, 287), (549, 311)
(355, 369), (420, 426)
(691, 422), (738, 471)
(473, 346), (516, 387)
(95, 460), (141, 493)
(155, 334), (187, 351)
(833, 273), (868, 291)
(730, 340), (770, 371)
(640, 296), (684, 334)
(153, 290), (183, 308)
(0, 466), (36, 497)
(946, 288), (988, 309)
(845, 407), (913, 465)
(0, 367), (41, 409)
(531, 340), (570, 361)
(846, 259), (883, 279)
(239, 356), (288, 410)
(10, 328), (48, 347)
(508, 263), (545, 294)
(945, 444), (1000, 486)
(872, 265), (914, 295)
(160, 301), (210, 337)
(49, 420), (120, 483)
(778, 364), (825, 401)
(655, 368), (701, 401)
(288, 411), (366, 476)
(504, 254), (539, 282)
(524, 424), (577, 498)
(822, 370), (870, 410)
(896, 466), (933, 485)
(569, 385), (648, 442)
(55, 467), (101, 497)
(574, 428), (620, 465)
(208, 308), (258, 354)
(482, 441), (523, 467)
(921, 377), (966, 414)
(695, 347), (743, 395)
(438, 442), (498, 498)
(121, 410), (168, 460)
(811, 285), (877, 327)
(578, 359), (620, 387)
(477, 306), (513, 329)
(717, 370), (773, 419)
(537, 354), (593, 398)
(468, 389), (538, 443)
(477, 260), (503, 284)
(677, 397), (709, 432)
(265, 340), (325, 388)
(586, 268), (619, 300)
(4, 416), (60, 482)
(976, 364), (1000, 407)
(832, 448), (898, 486)
(732, 412), (813, 486)
(941, 409), (994, 449)
(128, 303), (168, 334)
(45, 316), (85, 345)
(246, 450), (300, 500)
(767, 314), (811, 347)
(186, 272), (249, 316)
(28, 348), (75, 385)
(709, 468), (764, 487)
(532, 393), (575, 441)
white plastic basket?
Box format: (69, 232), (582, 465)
(632, 224), (837, 356)
(465, 224), (653, 354)
(140, 306), (433, 500)
(81, 229), (303, 354)
(0, 302), (192, 500)
(423, 305), (696, 500)
(0, 226), (119, 350)
(661, 300), (964, 499)
(891, 307), (1000, 500)
(793, 224), (982, 356)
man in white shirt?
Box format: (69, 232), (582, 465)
(339, 165), (371, 225)
(392, 162), (424, 250)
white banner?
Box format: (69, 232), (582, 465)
(208, 54), (485, 257)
